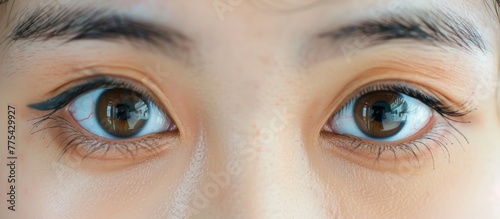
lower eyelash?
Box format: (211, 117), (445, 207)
(30, 110), (172, 160)
(327, 121), (468, 169)
(325, 82), (475, 169)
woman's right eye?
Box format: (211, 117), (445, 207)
(327, 90), (433, 142)
(68, 88), (176, 139)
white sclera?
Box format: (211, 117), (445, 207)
(332, 93), (432, 142)
(68, 88), (171, 139)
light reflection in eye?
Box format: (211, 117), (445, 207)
(68, 88), (174, 139)
(329, 91), (432, 142)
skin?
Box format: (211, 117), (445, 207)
(0, 0), (500, 218)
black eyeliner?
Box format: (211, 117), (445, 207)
(27, 77), (117, 111)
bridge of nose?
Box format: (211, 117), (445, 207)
(190, 104), (329, 218)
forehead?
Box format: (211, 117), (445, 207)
(3, 0), (493, 27)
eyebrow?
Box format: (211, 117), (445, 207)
(6, 6), (190, 56)
(4, 5), (490, 60)
(318, 10), (487, 54)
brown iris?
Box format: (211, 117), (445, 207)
(353, 91), (408, 138)
(95, 88), (150, 137)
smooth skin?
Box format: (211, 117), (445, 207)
(1, 0), (500, 218)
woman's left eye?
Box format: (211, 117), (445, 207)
(68, 88), (176, 139)
(326, 90), (433, 142)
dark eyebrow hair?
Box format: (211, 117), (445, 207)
(493, 0), (500, 18)
(6, 6), (191, 56)
(319, 10), (487, 54)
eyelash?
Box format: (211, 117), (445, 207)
(31, 114), (169, 160)
(335, 83), (475, 120)
(31, 77), (474, 166)
(324, 82), (474, 168)
(29, 77), (175, 160)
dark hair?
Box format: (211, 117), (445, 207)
(496, 0), (500, 18)
(491, 0), (500, 19)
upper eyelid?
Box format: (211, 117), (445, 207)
(333, 82), (474, 120)
(28, 77), (113, 111)
(336, 82), (428, 115)
(27, 75), (165, 112)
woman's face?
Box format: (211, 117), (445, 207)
(1, 0), (499, 218)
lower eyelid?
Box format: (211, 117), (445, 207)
(70, 133), (177, 161)
(30, 109), (179, 163)
(321, 115), (467, 171)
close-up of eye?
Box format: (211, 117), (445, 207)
(327, 90), (432, 142)
(27, 76), (179, 161)
(68, 87), (175, 139)
(322, 82), (472, 166)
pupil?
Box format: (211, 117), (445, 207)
(95, 89), (149, 138)
(354, 91), (408, 139)
(115, 104), (132, 120)
(371, 101), (390, 122)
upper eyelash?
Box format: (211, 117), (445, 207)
(328, 82), (474, 168)
(28, 75), (161, 112)
(337, 82), (475, 121)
